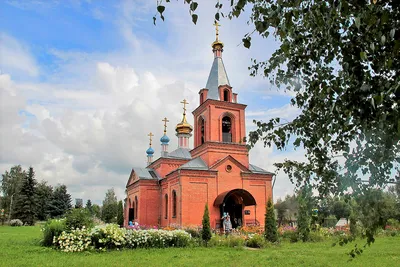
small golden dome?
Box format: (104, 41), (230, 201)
(175, 114), (193, 134)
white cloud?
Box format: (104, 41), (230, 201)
(0, 33), (39, 77)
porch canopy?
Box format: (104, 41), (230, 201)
(213, 189), (256, 206)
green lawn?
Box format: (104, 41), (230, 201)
(0, 226), (398, 267)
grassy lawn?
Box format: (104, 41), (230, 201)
(0, 226), (398, 267)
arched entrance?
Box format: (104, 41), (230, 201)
(214, 189), (256, 229)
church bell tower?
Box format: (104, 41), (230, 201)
(191, 22), (249, 168)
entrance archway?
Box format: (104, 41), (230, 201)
(214, 189), (256, 229)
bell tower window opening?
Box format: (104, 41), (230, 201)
(223, 89), (230, 102)
(165, 194), (168, 219)
(172, 190), (177, 218)
(222, 116), (232, 142)
(200, 118), (205, 144)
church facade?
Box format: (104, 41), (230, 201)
(125, 29), (274, 229)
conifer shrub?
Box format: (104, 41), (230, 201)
(42, 219), (66, 247)
(65, 208), (94, 230)
(264, 198), (278, 242)
(201, 203), (212, 245)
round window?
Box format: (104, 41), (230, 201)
(226, 165), (232, 172)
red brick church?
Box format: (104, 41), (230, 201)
(125, 26), (273, 229)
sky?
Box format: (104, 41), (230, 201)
(0, 0), (304, 205)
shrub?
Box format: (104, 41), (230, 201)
(246, 234), (266, 248)
(201, 204), (212, 244)
(184, 227), (201, 239)
(55, 227), (92, 252)
(264, 198), (278, 242)
(91, 224), (126, 249)
(65, 208), (94, 230)
(10, 219), (23, 227)
(208, 235), (245, 247)
(308, 231), (325, 242)
(41, 219), (66, 247)
(125, 228), (191, 249)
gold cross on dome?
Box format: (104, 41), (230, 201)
(148, 132), (154, 146)
(162, 117), (169, 133)
(181, 99), (189, 114)
(213, 21), (221, 41)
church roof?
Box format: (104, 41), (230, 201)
(179, 157), (208, 170)
(249, 164), (274, 175)
(166, 148), (192, 159)
(132, 167), (160, 180)
(205, 57), (230, 100)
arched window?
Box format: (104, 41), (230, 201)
(135, 196), (138, 219)
(223, 89), (230, 101)
(200, 118), (205, 144)
(172, 190), (177, 218)
(165, 194), (168, 219)
(200, 93), (204, 104)
(222, 116), (232, 142)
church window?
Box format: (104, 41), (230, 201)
(226, 165), (232, 172)
(223, 89), (230, 102)
(172, 190), (177, 218)
(165, 194), (168, 219)
(222, 116), (232, 142)
(200, 118), (205, 144)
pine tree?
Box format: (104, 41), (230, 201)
(201, 203), (212, 245)
(48, 184), (72, 218)
(13, 167), (37, 225)
(86, 199), (93, 214)
(297, 187), (313, 242)
(35, 181), (53, 221)
(117, 200), (124, 227)
(264, 198), (278, 243)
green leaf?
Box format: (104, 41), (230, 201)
(370, 43), (375, 51)
(190, 2), (198, 12)
(355, 17), (360, 29)
(360, 51), (367, 60)
(192, 14), (198, 25)
(215, 12), (220, 21)
(243, 37), (251, 49)
(157, 5), (165, 15)
(381, 35), (386, 44)
(390, 29), (395, 39)
(153, 16), (156, 26)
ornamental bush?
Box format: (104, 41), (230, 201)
(55, 227), (92, 252)
(91, 224), (127, 249)
(65, 208), (94, 231)
(41, 219), (66, 247)
(246, 234), (267, 248)
(125, 228), (191, 248)
(9, 219), (23, 227)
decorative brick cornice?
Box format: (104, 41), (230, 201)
(148, 157), (190, 169)
(192, 99), (247, 116)
(241, 172), (273, 181)
(191, 141), (248, 157)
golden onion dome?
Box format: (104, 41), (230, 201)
(175, 114), (193, 134)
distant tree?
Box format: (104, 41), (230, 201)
(274, 199), (287, 227)
(0, 165), (25, 218)
(48, 185), (72, 218)
(331, 197), (351, 221)
(101, 188), (118, 223)
(85, 199), (93, 214)
(35, 181), (53, 221)
(265, 198), (278, 243)
(92, 204), (101, 219)
(13, 167), (37, 225)
(201, 203), (212, 245)
(117, 200), (124, 227)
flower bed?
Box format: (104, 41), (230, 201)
(54, 224), (192, 252)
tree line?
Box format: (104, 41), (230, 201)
(0, 165), (124, 225)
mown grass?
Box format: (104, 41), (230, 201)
(0, 225), (398, 267)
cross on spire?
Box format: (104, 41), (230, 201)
(180, 99), (189, 115)
(213, 21), (221, 41)
(162, 117), (169, 133)
(148, 132), (154, 146)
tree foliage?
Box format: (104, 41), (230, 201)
(85, 199), (93, 215)
(264, 198), (278, 242)
(13, 167), (37, 225)
(35, 181), (53, 221)
(117, 200), (124, 227)
(296, 187), (313, 242)
(0, 165), (25, 217)
(49, 185), (72, 218)
(101, 188), (118, 223)
(201, 203), (212, 245)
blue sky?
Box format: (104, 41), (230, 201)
(0, 0), (301, 204)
